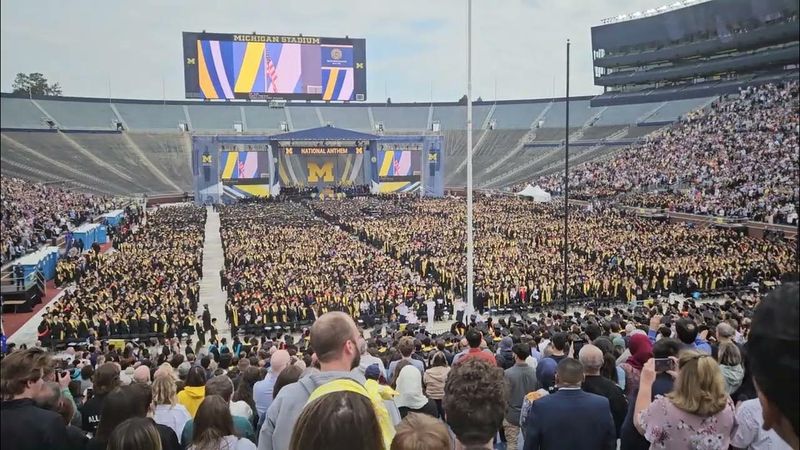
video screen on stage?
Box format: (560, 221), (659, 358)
(377, 149), (422, 182)
(183, 31), (367, 101)
(220, 151), (270, 181)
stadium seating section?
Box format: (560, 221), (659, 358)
(0, 94), (723, 195)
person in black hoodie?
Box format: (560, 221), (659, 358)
(86, 384), (180, 450)
(496, 336), (516, 370)
(80, 362), (121, 435)
(0, 347), (69, 450)
(579, 344), (628, 437)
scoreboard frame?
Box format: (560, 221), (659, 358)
(182, 31), (367, 101)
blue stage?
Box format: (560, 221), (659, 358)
(191, 125), (444, 203)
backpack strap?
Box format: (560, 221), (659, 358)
(306, 378), (395, 449)
(307, 378), (369, 403)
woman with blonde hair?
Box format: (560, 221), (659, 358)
(391, 412), (451, 450)
(152, 373), (192, 445)
(154, 363), (176, 380)
(634, 350), (736, 449)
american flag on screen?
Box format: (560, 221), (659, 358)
(265, 47), (278, 93)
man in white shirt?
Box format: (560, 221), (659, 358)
(425, 299), (436, 329)
(396, 301), (409, 323)
(731, 398), (792, 450)
(454, 298), (466, 323)
(253, 350), (290, 426)
(354, 337), (386, 380)
(538, 338), (551, 354)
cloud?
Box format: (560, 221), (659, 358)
(0, 0), (667, 102)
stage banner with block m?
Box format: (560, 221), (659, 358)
(278, 152), (365, 187)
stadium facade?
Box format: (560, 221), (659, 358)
(591, 0), (799, 105)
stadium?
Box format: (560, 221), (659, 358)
(0, 0), (798, 449)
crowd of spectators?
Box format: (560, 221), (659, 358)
(311, 196), (795, 312)
(35, 205), (206, 348)
(3, 283), (796, 450)
(536, 81), (799, 224)
(1, 176), (127, 265)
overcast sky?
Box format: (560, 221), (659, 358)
(1, 0), (668, 102)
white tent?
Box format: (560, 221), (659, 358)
(516, 184), (552, 203)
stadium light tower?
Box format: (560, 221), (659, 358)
(466, 0), (475, 314)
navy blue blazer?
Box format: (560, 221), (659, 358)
(522, 388), (616, 450)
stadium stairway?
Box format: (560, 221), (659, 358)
(198, 205), (229, 339)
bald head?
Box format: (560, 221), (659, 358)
(133, 365), (151, 384)
(555, 358), (585, 386)
(309, 311), (359, 364)
(578, 344), (604, 374)
(270, 350), (291, 375)
(34, 382), (62, 410)
(716, 322), (735, 340)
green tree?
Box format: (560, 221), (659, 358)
(11, 72), (62, 96)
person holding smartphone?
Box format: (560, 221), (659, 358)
(634, 350), (736, 448)
(619, 338), (681, 450)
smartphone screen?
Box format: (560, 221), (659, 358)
(654, 358), (673, 373)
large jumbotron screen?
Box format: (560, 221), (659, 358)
(182, 31), (367, 101)
(219, 151), (270, 181)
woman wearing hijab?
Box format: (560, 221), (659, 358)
(619, 333), (653, 397)
(394, 365), (439, 419)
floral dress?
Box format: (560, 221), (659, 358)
(639, 395), (736, 450)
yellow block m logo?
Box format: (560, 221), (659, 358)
(307, 161), (334, 182)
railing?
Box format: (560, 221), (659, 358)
(35, 270), (46, 296)
(0, 270), (44, 291)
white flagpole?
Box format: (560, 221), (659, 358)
(466, 0), (475, 313)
